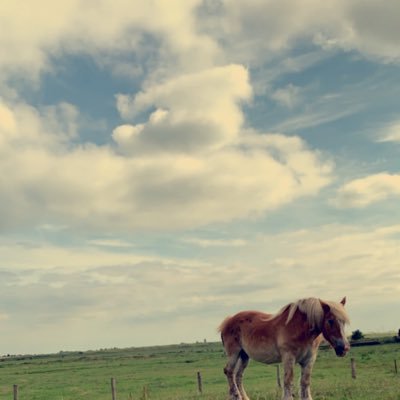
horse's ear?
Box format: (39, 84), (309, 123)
(340, 297), (346, 306)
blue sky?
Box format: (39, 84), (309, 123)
(0, 0), (399, 354)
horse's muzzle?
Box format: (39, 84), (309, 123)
(334, 342), (350, 357)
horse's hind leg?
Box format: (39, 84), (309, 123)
(223, 352), (242, 400)
(236, 350), (250, 400)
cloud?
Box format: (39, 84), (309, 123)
(87, 239), (134, 249)
(0, 99), (78, 149)
(200, 0), (400, 65)
(201, 223), (400, 310)
(377, 121), (400, 143)
(2, 0), (400, 88)
(323, 0), (400, 62)
(0, 74), (333, 232)
(271, 85), (366, 132)
(0, 101), (16, 132)
(271, 84), (301, 108)
(182, 237), (248, 248)
(0, 240), (158, 271)
(0, 0), (219, 83)
(0, 313), (9, 321)
(1, 222), (400, 352)
(114, 65), (252, 153)
(333, 173), (400, 208)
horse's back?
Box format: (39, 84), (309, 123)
(219, 311), (272, 346)
(220, 310), (283, 363)
(219, 310), (272, 333)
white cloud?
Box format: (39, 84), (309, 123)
(271, 84), (301, 108)
(1, 222), (400, 352)
(273, 105), (361, 132)
(0, 0), (219, 82)
(200, 0), (400, 65)
(0, 99), (78, 150)
(377, 121), (400, 143)
(271, 86), (365, 132)
(0, 241), (154, 271)
(2, 0), (399, 88)
(327, 0), (400, 62)
(87, 239), (134, 248)
(197, 223), (400, 312)
(0, 313), (9, 321)
(0, 101), (16, 132)
(114, 64), (252, 153)
(0, 65), (333, 232)
(182, 237), (248, 248)
(334, 173), (400, 208)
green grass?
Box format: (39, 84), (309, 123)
(0, 339), (399, 399)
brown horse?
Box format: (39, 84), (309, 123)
(219, 297), (350, 400)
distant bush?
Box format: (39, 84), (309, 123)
(351, 329), (364, 340)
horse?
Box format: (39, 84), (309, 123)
(219, 297), (350, 400)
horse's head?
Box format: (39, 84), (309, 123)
(320, 297), (350, 357)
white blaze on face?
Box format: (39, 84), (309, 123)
(339, 320), (350, 347)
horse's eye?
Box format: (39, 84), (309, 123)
(328, 319), (334, 327)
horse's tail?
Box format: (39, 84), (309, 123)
(217, 316), (232, 346)
(217, 316), (231, 333)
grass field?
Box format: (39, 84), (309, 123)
(1, 337), (399, 399)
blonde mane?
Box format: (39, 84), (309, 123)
(277, 297), (350, 330)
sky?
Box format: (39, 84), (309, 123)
(0, 0), (399, 355)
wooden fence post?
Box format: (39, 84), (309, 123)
(197, 371), (203, 394)
(350, 358), (356, 379)
(13, 385), (18, 400)
(394, 360), (398, 374)
(276, 365), (282, 388)
(111, 377), (117, 400)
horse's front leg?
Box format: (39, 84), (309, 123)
(299, 352), (317, 400)
(281, 353), (295, 400)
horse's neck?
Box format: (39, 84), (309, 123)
(283, 307), (322, 341)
